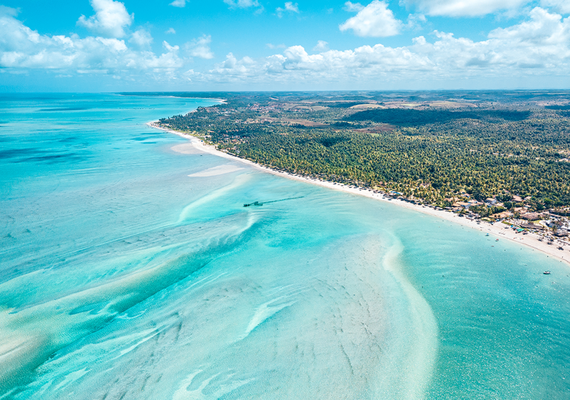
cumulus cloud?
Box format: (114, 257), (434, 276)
(77, 0), (133, 38)
(276, 2), (300, 17)
(340, 0), (401, 37)
(186, 35), (214, 59)
(184, 7), (570, 86)
(1, 10), (182, 73)
(223, 0), (261, 8)
(4, 5), (570, 88)
(188, 44), (428, 84)
(166, 28), (176, 34)
(406, 13), (427, 29)
(218, 53), (255, 72)
(170, 0), (186, 7)
(129, 29), (153, 48)
(343, 2), (365, 12)
(187, 52), (256, 83)
(541, 0), (570, 14)
(313, 40), (329, 52)
(401, 0), (530, 17)
(487, 7), (570, 61)
(0, 5), (17, 17)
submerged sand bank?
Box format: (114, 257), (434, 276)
(147, 121), (570, 268)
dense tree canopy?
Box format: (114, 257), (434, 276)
(158, 91), (570, 211)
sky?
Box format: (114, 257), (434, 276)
(1, 0), (570, 92)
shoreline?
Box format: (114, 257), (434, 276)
(147, 121), (570, 268)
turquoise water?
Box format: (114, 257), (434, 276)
(1, 94), (569, 399)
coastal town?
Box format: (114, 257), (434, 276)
(387, 191), (570, 250)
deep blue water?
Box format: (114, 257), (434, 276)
(0, 94), (569, 399)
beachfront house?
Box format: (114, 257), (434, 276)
(454, 202), (471, 209)
(521, 223), (544, 230)
(492, 210), (513, 220)
(468, 200), (483, 208)
(521, 212), (544, 221)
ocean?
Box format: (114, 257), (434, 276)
(0, 93), (569, 399)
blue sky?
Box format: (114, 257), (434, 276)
(1, 0), (570, 91)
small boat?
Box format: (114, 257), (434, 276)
(543, 271), (551, 275)
(243, 201), (263, 207)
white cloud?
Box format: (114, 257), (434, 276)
(77, 0), (133, 38)
(340, 0), (401, 37)
(285, 2), (300, 12)
(541, 0), (570, 14)
(344, 2), (365, 12)
(401, 0), (530, 17)
(406, 13), (427, 29)
(130, 29), (153, 48)
(4, 5), (570, 88)
(185, 7), (570, 87)
(190, 44), (429, 84)
(313, 40), (329, 52)
(170, 0), (186, 7)
(267, 43), (286, 49)
(224, 0), (261, 8)
(202, 52), (256, 81)
(186, 35), (214, 59)
(166, 28), (176, 34)
(0, 11), (183, 73)
(163, 41), (179, 52)
(488, 7), (570, 51)
(0, 5), (17, 17)
(276, 2), (300, 17)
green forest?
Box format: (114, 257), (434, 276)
(157, 91), (570, 213)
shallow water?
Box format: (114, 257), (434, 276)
(0, 94), (569, 399)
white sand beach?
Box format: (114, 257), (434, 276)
(148, 121), (570, 268)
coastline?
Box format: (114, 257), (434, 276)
(147, 121), (570, 268)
